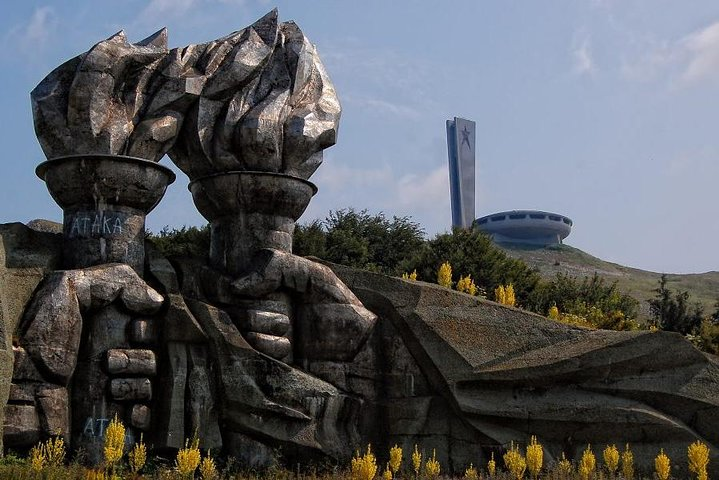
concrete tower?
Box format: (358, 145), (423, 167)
(446, 117), (476, 229)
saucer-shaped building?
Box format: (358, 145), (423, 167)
(475, 210), (572, 246)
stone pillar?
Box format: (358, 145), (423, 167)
(36, 154), (174, 463)
(189, 171), (315, 362)
(37, 155), (175, 273)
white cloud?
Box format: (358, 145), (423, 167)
(572, 33), (596, 76)
(3, 6), (58, 54)
(396, 166), (450, 210)
(342, 94), (421, 120)
(622, 20), (719, 86)
(314, 162), (393, 191)
(306, 161), (451, 233)
(322, 44), (443, 118)
(679, 21), (719, 84)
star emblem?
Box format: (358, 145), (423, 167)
(460, 125), (471, 150)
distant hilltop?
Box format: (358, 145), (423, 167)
(499, 242), (719, 320)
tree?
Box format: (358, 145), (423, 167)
(295, 208), (425, 274)
(146, 225), (210, 259)
(407, 228), (542, 305)
(648, 274), (703, 335)
(526, 272), (639, 330)
(293, 219), (326, 259)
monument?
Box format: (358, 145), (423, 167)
(1, 10), (718, 476)
(446, 117), (476, 229)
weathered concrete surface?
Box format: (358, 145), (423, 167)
(328, 262), (719, 477)
(0, 223), (62, 452)
(37, 155), (175, 273)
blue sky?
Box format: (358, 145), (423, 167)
(1, 1), (718, 274)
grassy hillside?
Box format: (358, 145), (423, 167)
(499, 243), (719, 320)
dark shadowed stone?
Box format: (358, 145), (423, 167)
(130, 404), (151, 431)
(186, 345), (222, 449)
(186, 298), (362, 463)
(106, 349), (156, 375)
(244, 332), (291, 360)
(12, 347), (43, 382)
(164, 294), (207, 343)
(3, 405), (41, 447)
(154, 341), (187, 449)
(110, 378), (152, 401)
(0, 222), (62, 452)
(130, 319), (155, 345)
(145, 241), (180, 293)
(7, 383), (35, 404)
(36, 384), (69, 439)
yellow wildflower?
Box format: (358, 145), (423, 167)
(103, 415), (125, 468)
(557, 452), (573, 478)
(85, 469), (106, 480)
(603, 444), (619, 475)
(464, 463), (479, 480)
(621, 444), (634, 480)
(578, 445), (595, 480)
(389, 444), (402, 474)
(526, 435), (543, 479)
(655, 449), (671, 480)
(487, 452), (496, 477)
(438, 261), (452, 288)
(351, 444), (378, 480)
(503, 442), (527, 480)
(412, 444), (422, 478)
(176, 436), (202, 478)
(29, 443), (45, 472)
(688, 440), (710, 480)
(200, 452), (219, 480)
(424, 449), (440, 479)
(128, 434), (147, 474)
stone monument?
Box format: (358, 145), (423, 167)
(2, 9), (719, 477)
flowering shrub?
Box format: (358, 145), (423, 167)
(655, 449), (671, 480)
(389, 444), (402, 474)
(621, 444), (634, 480)
(424, 449), (440, 479)
(602, 444), (619, 475)
(176, 436), (201, 478)
(104, 415), (125, 474)
(526, 436), (543, 479)
(128, 434), (147, 475)
(351, 444), (377, 480)
(578, 445), (595, 480)
(438, 261), (453, 288)
(503, 442), (526, 480)
(688, 440), (709, 480)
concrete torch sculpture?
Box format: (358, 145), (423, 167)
(16, 8), (375, 465)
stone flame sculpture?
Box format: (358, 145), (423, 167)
(16, 9), (374, 466)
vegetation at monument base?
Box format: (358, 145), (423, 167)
(148, 207), (719, 354)
(4, 431), (712, 480)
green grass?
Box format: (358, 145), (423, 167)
(499, 243), (719, 321)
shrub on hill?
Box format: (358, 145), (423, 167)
(147, 225), (210, 259)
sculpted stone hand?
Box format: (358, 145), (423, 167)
(8, 264), (163, 445)
(227, 248), (376, 362)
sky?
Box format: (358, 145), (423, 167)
(1, 0), (718, 274)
